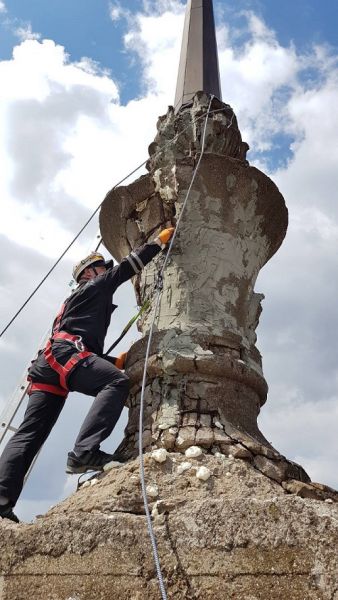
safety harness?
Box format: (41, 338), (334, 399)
(27, 301), (92, 398)
(27, 292), (150, 398)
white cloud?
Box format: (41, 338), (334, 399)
(274, 78), (338, 218)
(217, 22), (298, 151)
(14, 23), (41, 41)
(0, 39), (121, 259)
(0, 1), (6, 14)
(259, 395), (338, 488)
(110, 6), (122, 21)
(123, 1), (184, 97)
(109, 3), (127, 22)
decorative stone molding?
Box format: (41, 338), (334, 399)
(100, 93), (289, 469)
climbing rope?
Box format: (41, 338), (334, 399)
(104, 299), (150, 356)
(138, 95), (214, 600)
(0, 95), (234, 596)
(0, 104), (233, 339)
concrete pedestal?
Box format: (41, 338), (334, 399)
(100, 94), (289, 462)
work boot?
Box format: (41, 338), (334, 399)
(66, 449), (127, 474)
(0, 503), (20, 523)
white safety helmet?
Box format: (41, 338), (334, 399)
(72, 252), (114, 282)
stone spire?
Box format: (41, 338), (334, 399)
(99, 2), (307, 486)
(174, 0), (222, 111)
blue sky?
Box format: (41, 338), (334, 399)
(1, 0), (142, 102)
(2, 0), (338, 103)
(227, 0), (338, 49)
(0, 0), (338, 521)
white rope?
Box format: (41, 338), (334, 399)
(138, 94), (215, 600)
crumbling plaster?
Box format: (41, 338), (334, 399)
(100, 94), (288, 461)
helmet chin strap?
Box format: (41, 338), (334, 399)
(78, 264), (103, 283)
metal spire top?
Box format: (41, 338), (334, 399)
(174, 0), (222, 112)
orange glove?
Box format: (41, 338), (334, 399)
(157, 227), (175, 245)
(115, 351), (128, 370)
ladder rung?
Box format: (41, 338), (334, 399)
(1, 228), (101, 484)
(1, 423), (18, 433)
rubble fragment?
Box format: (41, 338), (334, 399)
(196, 466), (212, 481)
(185, 446), (203, 458)
(176, 461), (192, 475)
(146, 484), (159, 498)
(151, 448), (168, 463)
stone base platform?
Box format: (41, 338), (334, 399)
(1, 450), (338, 600)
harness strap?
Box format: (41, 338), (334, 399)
(27, 382), (69, 398)
(105, 299), (150, 356)
(28, 299), (92, 397)
(44, 332), (92, 391)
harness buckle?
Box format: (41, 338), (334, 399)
(74, 336), (85, 352)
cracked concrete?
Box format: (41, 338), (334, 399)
(1, 454), (338, 599)
(100, 93), (288, 461)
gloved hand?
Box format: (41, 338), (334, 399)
(156, 227), (175, 246)
(115, 351), (128, 370)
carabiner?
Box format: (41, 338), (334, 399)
(74, 336), (85, 352)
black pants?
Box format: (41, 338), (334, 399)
(0, 355), (129, 506)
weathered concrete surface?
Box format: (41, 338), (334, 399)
(1, 454), (338, 599)
(100, 93), (288, 459)
(76, 92), (335, 599)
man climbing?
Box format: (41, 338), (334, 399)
(0, 227), (174, 523)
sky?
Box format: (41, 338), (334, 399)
(0, 0), (338, 522)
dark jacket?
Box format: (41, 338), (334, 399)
(56, 241), (161, 355)
(28, 241), (161, 384)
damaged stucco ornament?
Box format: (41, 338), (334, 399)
(100, 93), (296, 476)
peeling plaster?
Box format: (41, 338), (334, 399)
(100, 94), (288, 456)
(226, 174), (237, 191)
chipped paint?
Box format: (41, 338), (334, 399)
(100, 94), (288, 456)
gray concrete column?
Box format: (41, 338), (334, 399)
(100, 93), (288, 460)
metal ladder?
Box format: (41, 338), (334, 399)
(0, 330), (52, 481)
(0, 232), (102, 482)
